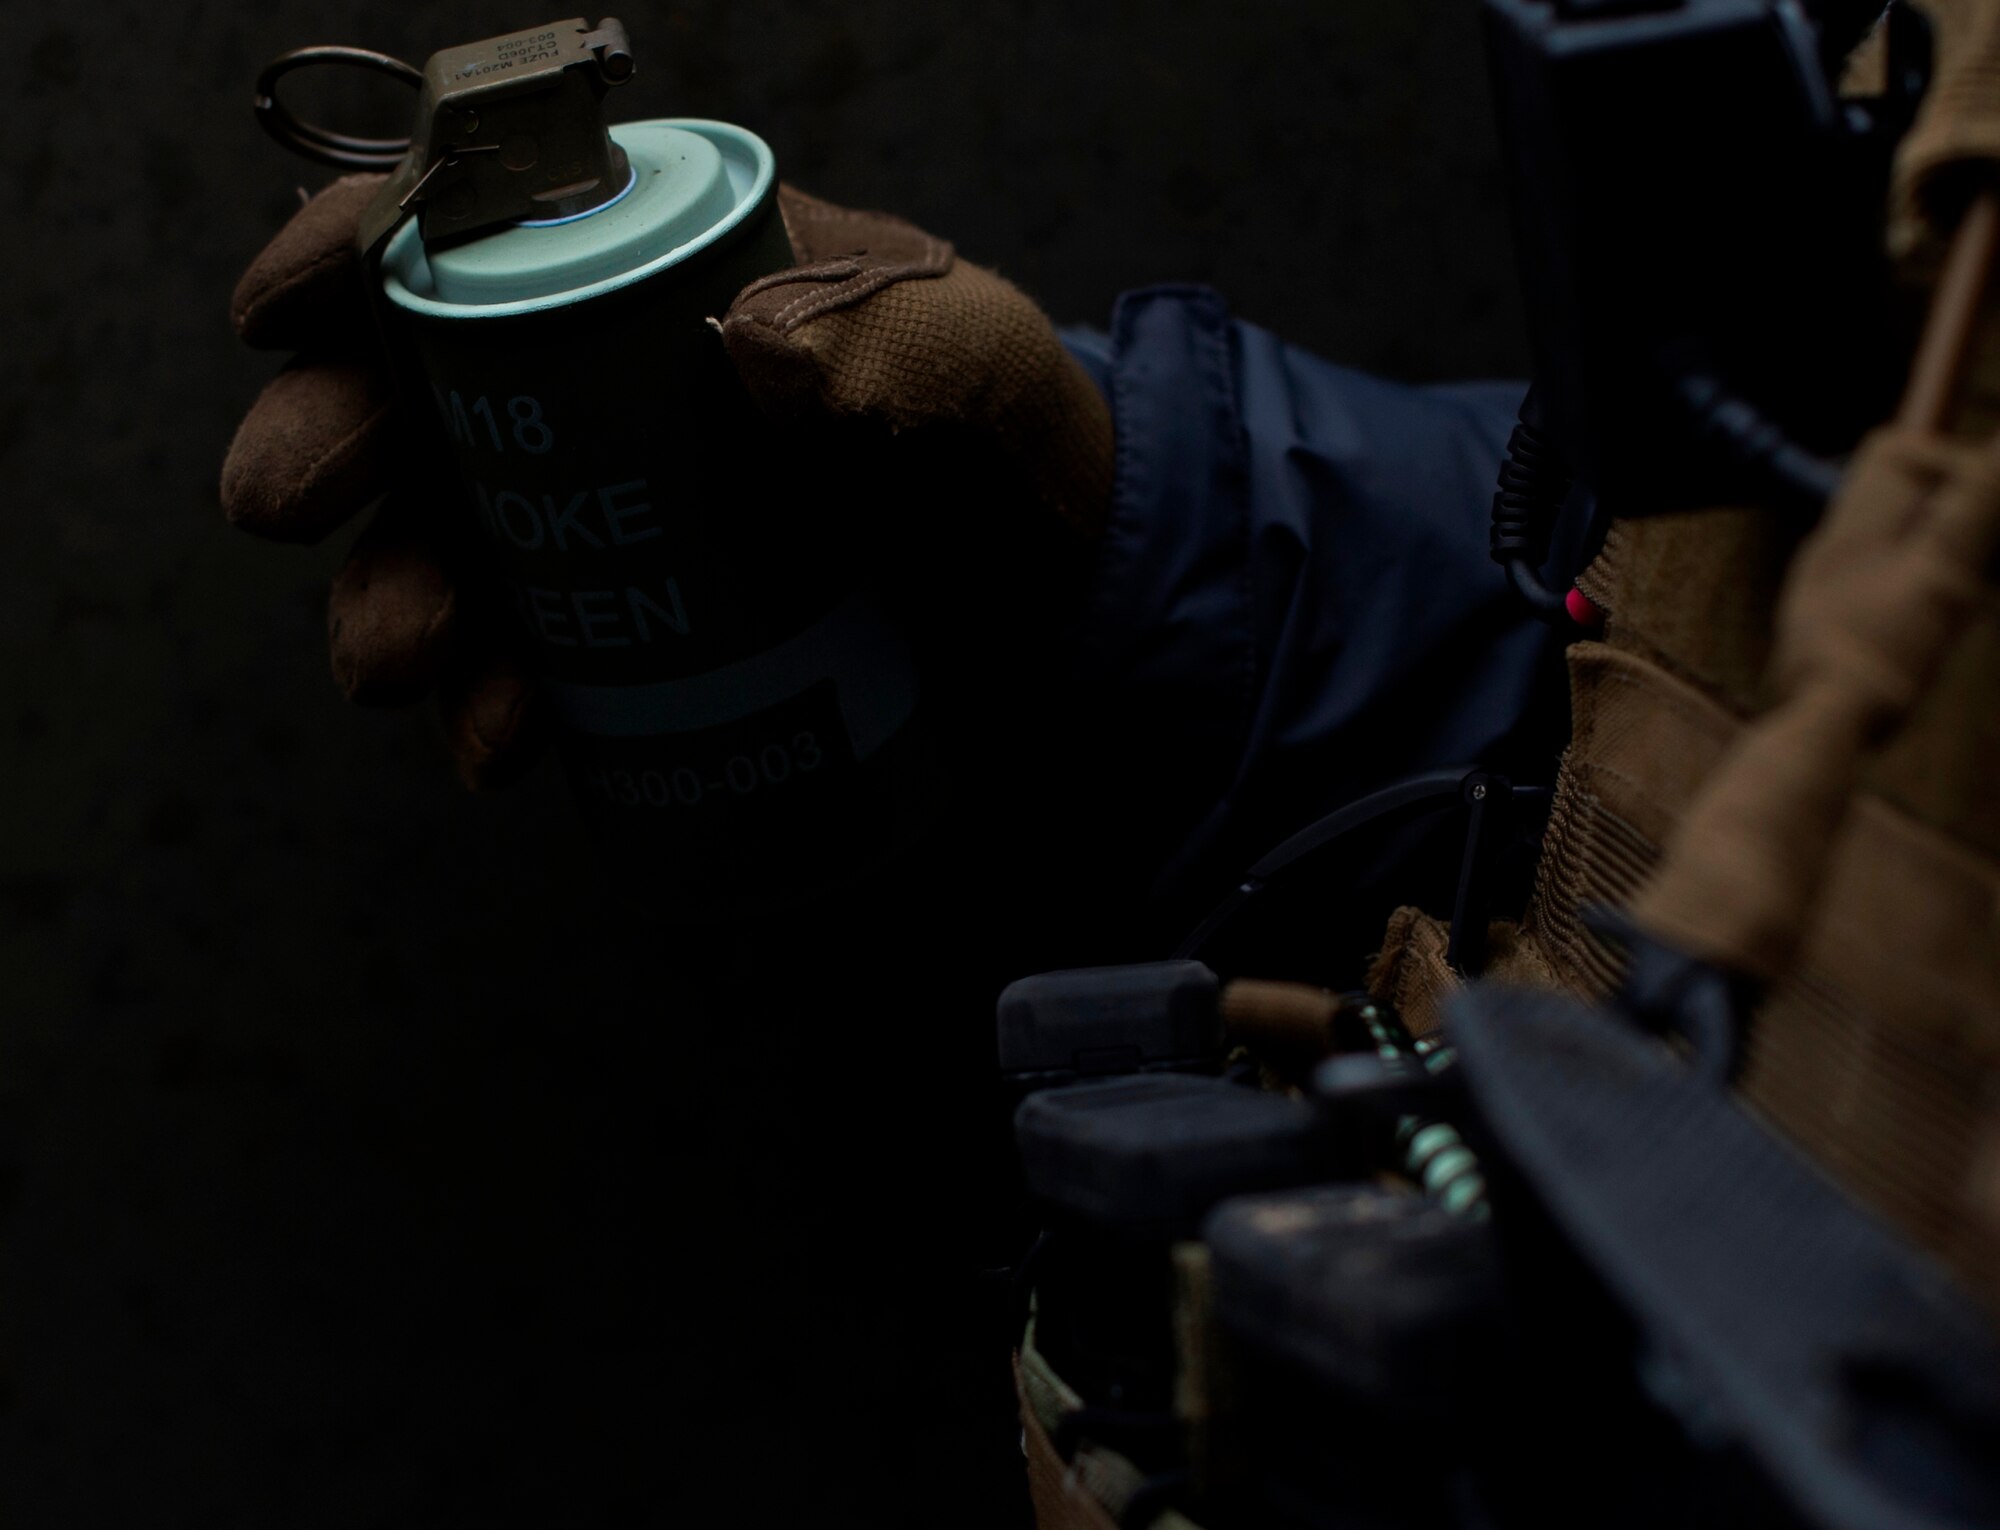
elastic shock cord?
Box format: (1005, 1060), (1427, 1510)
(1489, 385), (1575, 624)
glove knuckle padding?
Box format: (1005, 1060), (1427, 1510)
(723, 192), (1113, 537)
(231, 174), (386, 351)
(221, 361), (398, 543)
(327, 504), (459, 707)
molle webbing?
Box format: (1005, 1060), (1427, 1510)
(1583, 504), (2000, 865)
(1578, 507), (1799, 716)
(1516, 642), (2000, 1309)
(1369, 566), (2000, 1304)
(1631, 428), (2000, 980)
(1524, 642), (1741, 996)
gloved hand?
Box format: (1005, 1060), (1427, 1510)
(221, 178), (1114, 786)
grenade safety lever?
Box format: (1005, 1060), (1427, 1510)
(256, 18), (638, 261)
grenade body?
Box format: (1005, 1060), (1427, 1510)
(379, 120), (929, 915)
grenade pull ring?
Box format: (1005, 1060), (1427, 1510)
(254, 45), (423, 171)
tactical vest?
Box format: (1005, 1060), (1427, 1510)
(1015, 6), (2000, 1525)
(1372, 0), (2000, 1316)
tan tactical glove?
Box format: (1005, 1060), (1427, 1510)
(221, 178), (1114, 786)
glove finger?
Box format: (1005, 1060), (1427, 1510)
(720, 187), (955, 420)
(328, 495), (460, 707)
(722, 229), (1112, 539)
(221, 360), (402, 544)
(232, 174), (386, 352)
(438, 645), (544, 792)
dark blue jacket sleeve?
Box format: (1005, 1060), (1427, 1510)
(1057, 285), (1567, 913)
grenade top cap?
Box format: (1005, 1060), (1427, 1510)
(382, 120), (774, 313)
(354, 18), (637, 258)
(1013, 1074), (1329, 1241)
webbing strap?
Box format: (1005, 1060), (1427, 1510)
(1634, 166), (2000, 980)
(1446, 982), (2000, 1530)
(1893, 1), (2000, 260)
(1015, 1334), (1209, 1530)
(1531, 638), (2000, 1053)
(1523, 642), (1740, 995)
(1018, 1351), (1124, 1530)
(1632, 424), (2000, 979)
(1520, 641), (2000, 1296)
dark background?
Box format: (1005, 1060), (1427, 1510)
(0, 2), (1527, 1523)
